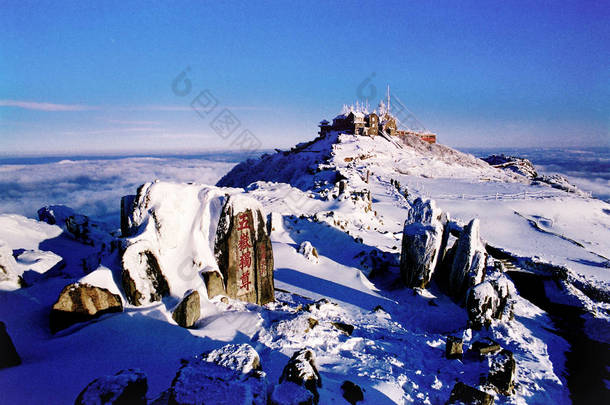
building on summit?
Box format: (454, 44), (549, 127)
(318, 91), (437, 144)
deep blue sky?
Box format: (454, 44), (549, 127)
(1, 0), (608, 154)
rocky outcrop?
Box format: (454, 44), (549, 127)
(446, 336), (463, 360)
(331, 322), (354, 336)
(169, 344), (267, 405)
(483, 154), (587, 196)
(448, 219), (486, 300)
(214, 194), (275, 305)
(75, 369), (147, 405)
(400, 198), (448, 288)
(120, 182), (274, 307)
(0, 241), (21, 290)
(482, 154), (537, 179)
(172, 290), (200, 328)
(38, 205), (108, 246)
(50, 283), (123, 333)
(447, 382), (494, 404)
(121, 247), (169, 306)
(0, 321), (21, 369)
(298, 241), (319, 263)
(487, 349), (516, 395)
(466, 266), (515, 329)
(279, 349), (322, 404)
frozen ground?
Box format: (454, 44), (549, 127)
(0, 137), (608, 404)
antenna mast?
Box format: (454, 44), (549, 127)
(387, 85), (391, 114)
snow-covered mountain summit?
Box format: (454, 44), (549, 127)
(1, 112), (609, 403)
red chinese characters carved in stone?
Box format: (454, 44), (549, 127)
(239, 250), (252, 271)
(237, 212), (249, 231)
(238, 231), (252, 251)
(240, 269), (252, 291)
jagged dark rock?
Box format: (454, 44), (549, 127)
(172, 290), (200, 328)
(50, 283), (123, 333)
(75, 369), (147, 405)
(0, 321), (21, 369)
(332, 322), (354, 336)
(487, 349), (516, 395)
(471, 338), (501, 356)
(446, 336), (463, 360)
(447, 382), (494, 404)
(341, 380), (364, 405)
(280, 349), (322, 404)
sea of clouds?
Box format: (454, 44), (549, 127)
(0, 152), (251, 228)
(1, 148), (608, 230)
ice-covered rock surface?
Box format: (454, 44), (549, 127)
(399, 198), (447, 288)
(448, 219), (487, 300)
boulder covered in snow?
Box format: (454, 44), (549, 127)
(297, 241), (319, 263)
(487, 349), (516, 395)
(50, 283), (123, 333)
(466, 268), (516, 329)
(75, 368), (147, 405)
(0, 241), (21, 290)
(448, 219), (486, 300)
(119, 182), (274, 307)
(399, 198), (448, 288)
(38, 205), (111, 247)
(0, 321), (21, 369)
(270, 381), (314, 405)
(172, 290), (200, 328)
(169, 344), (267, 405)
(279, 349), (322, 404)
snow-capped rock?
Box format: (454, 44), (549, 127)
(297, 241), (319, 263)
(279, 349), (322, 404)
(448, 219), (487, 301)
(50, 283), (123, 333)
(271, 381), (314, 405)
(0, 240), (21, 290)
(487, 349), (516, 395)
(169, 344), (267, 405)
(482, 154), (538, 179)
(466, 263), (516, 329)
(171, 290), (200, 328)
(75, 368), (147, 405)
(399, 198), (447, 288)
(119, 181), (274, 306)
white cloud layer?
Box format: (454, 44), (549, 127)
(0, 155), (242, 228)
